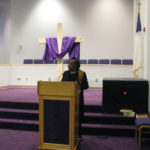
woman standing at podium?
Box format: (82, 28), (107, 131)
(62, 57), (89, 137)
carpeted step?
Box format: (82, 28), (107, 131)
(0, 118), (38, 131)
(0, 101), (38, 110)
(0, 108), (38, 120)
(82, 123), (136, 137)
(83, 112), (135, 125)
(84, 105), (104, 113)
(0, 88), (137, 136)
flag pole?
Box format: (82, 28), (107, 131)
(133, 2), (143, 79)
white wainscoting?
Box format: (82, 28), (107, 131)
(5, 64), (134, 87)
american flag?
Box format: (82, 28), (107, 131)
(133, 4), (144, 78)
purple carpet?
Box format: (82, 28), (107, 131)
(0, 88), (149, 149)
(84, 89), (102, 106)
(0, 88), (102, 105)
(0, 88), (38, 103)
(0, 129), (145, 150)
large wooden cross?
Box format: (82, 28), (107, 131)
(39, 23), (83, 81)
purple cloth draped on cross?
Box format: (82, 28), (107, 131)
(43, 36), (80, 61)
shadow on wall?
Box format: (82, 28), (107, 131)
(0, 0), (11, 37)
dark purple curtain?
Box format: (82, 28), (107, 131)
(43, 36), (80, 61)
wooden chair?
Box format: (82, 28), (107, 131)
(135, 117), (150, 147)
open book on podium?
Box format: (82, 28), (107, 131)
(38, 81), (81, 150)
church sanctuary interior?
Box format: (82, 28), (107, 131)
(0, 0), (150, 150)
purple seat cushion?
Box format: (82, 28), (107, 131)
(111, 59), (121, 64)
(135, 118), (150, 126)
(23, 59), (33, 64)
(99, 59), (110, 64)
(33, 59), (43, 64)
(88, 59), (98, 64)
(63, 59), (69, 64)
(80, 59), (87, 64)
(122, 59), (133, 65)
(44, 60), (55, 64)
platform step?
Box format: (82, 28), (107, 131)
(0, 118), (38, 131)
(0, 108), (38, 120)
(83, 112), (135, 125)
(82, 123), (135, 137)
(84, 105), (103, 113)
(0, 101), (38, 110)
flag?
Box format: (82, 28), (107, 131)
(133, 4), (144, 78)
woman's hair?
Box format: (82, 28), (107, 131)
(70, 57), (80, 69)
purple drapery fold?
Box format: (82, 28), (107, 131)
(43, 36), (80, 61)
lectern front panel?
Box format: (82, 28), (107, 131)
(44, 99), (70, 145)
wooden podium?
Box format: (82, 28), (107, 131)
(38, 81), (80, 150)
